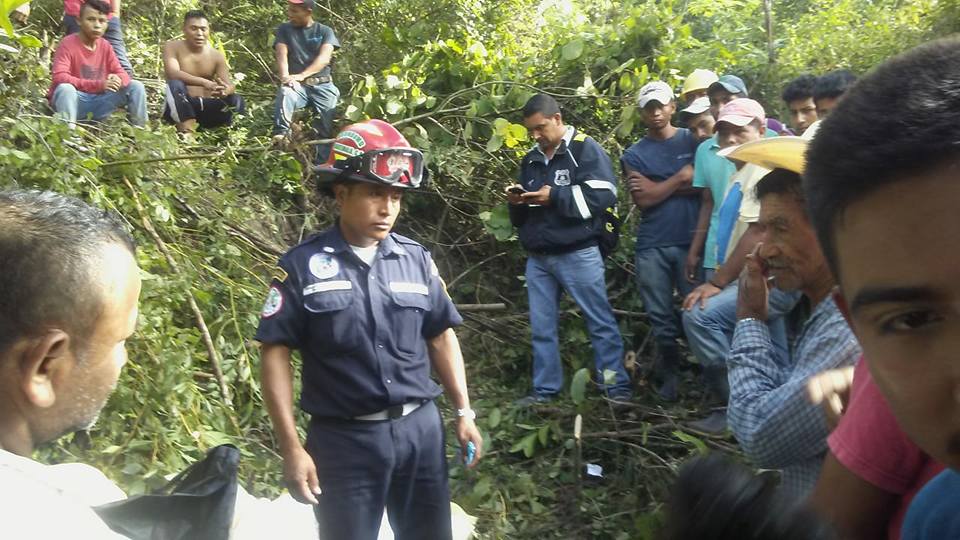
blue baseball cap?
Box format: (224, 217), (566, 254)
(709, 75), (748, 96)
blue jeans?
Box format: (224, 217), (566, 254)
(682, 282), (802, 369)
(526, 246), (630, 397)
(634, 246), (701, 348)
(51, 81), (147, 127)
(273, 81), (340, 162)
(63, 16), (134, 76)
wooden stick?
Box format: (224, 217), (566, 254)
(122, 177), (232, 405)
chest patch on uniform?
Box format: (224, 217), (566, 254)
(308, 253), (340, 279)
(261, 286), (283, 318)
(554, 169), (571, 186)
(389, 282), (429, 295)
(303, 280), (352, 295)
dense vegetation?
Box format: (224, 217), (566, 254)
(1, 0), (957, 537)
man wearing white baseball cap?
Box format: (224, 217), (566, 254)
(623, 80), (701, 401)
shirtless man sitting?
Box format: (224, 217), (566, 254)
(162, 10), (244, 132)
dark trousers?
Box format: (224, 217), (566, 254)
(163, 80), (244, 129)
(306, 400), (453, 540)
(63, 15), (134, 76)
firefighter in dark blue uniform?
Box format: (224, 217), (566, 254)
(255, 119), (482, 540)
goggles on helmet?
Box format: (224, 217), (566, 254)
(336, 147), (427, 189)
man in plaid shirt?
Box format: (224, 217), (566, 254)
(720, 149), (860, 499)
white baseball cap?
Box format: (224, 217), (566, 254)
(637, 81), (675, 108)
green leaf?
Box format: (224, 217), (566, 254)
(602, 369), (618, 385)
(537, 424), (549, 446)
(570, 367), (590, 404)
(385, 100), (404, 115)
(79, 157), (102, 170)
(487, 407), (502, 429)
(16, 33), (40, 48)
(618, 72), (634, 92)
(384, 74), (401, 89)
(486, 134), (503, 153)
(1, 0), (31, 38)
(562, 39), (585, 61)
(672, 430), (708, 454)
(344, 104), (361, 121)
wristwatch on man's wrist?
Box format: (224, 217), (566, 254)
(457, 408), (477, 420)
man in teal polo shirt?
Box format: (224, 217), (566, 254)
(681, 97), (735, 283)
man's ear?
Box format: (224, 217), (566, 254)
(19, 331), (73, 409)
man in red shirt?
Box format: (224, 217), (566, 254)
(49, 0), (146, 127)
(62, 0), (133, 76)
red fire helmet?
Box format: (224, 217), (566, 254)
(314, 119), (428, 194)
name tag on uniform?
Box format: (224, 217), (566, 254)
(389, 282), (428, 295)
(303, 280), (352, 296)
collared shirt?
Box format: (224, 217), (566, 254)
(692, 135), (736, 269)
(715, 163), (770, 265)
(509, 125), (618, 253)
(727, 295), (861, 500)
(254, 226), (462, 418)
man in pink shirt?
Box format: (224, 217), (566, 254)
(63, 0), (133, 76)
(49, 0), (146, 127)
(810, 359), (944, 539)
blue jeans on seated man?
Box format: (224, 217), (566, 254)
(635, 245), (702, 399)
(526, 245), (631, 399)
(273, 81), (339, 163)
(682, 282), (802, 402)
(63, 15), (134, 77)
(51, 81), (147, 127)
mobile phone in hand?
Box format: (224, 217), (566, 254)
(507, 185), (525, 195)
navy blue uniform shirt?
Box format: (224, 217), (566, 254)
(508, 126), (619, 253)
(621, 128), (700, 252)
(255, 226), (462, 418)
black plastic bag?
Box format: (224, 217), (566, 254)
(93, 444), (239, 540)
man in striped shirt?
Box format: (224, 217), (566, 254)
(724, 164), (860, 499)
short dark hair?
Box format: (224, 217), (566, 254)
(813, 69), (857, 102)
(755, 168), (805, 208)
(522, 94), (561, 118)
(805, 38), (960, 275)
(80, 0), (111, 16)
(183, 9), (207, 24)
(0, 190), (136, 355)
(781, 74), (817, 104)
(663, 454), (835, 540)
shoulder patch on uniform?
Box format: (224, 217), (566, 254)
(308, 253), (340, 279)
(261, 286), (283, 318)
(573, 132), (588, 142)
(272, 265), (288, 283)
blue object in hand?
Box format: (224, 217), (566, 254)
(464, 441), (476, 465)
